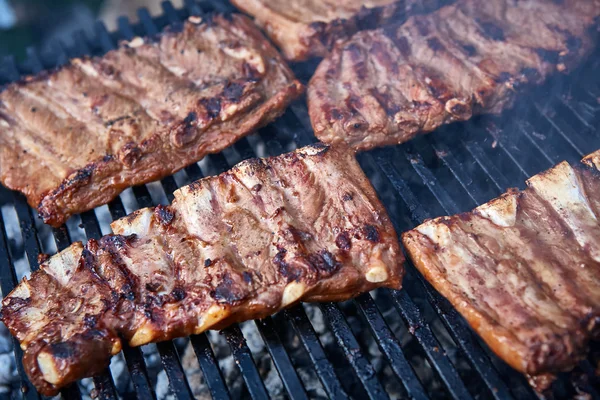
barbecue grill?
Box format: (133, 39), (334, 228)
(0, 1), (599, 399)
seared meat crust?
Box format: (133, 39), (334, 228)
(0, 14), (303, 227)
(229, 0), (438, 61)
(1, 144), (404, 395)
(402, 149), (600, 389)
(308, 0), (600, 150)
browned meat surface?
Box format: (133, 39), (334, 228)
(308, 0), (600, 150)
(0, 14), (303, 227)
(402, 149), (600, 390)
(1, 144), (404, 395)
(229, 0), (439, 61)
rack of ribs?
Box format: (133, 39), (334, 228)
(229, 0), (441, 61)
(308, 0), (600, 150)
(0, 144), (404, 395)
(0, 13), (304, 227)
(403, 149), (600, 390)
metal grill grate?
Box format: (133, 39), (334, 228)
(0, 1), (599, 399)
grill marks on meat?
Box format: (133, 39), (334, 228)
(308, 0), (600, 150)
(229, 0), (440, 61)
(402, 149), (600, 390)
(1, 144), (404, 395)
(0, 14), (303, 227)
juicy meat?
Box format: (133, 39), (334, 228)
(229, 0), (440, 61)
(0, 14), (303, 227)
(308, 0), (600, 150)
(402, 149), (600, 390)
(1, 144), (404, 395)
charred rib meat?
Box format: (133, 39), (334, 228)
(1, 144), (404, 395)
(402, 149), (600, 390)
(229, 0), (439, 61)
(0, 14), (303, 227)
(308, 0), (600, 150)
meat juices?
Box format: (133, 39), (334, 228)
(1, 144), (404, 395)
(403, 149), (600, 390)
(0, 14), (303, 227)
(308, 0), (600, 150)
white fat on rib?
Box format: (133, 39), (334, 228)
(41, 242), (84, 286)
(527, 161), (600, 262)
(416, 219), (452, 246)
(475, 193), (518, 227)
(111, 208), (153, 236)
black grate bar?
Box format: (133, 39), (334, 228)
(24, 47), (44, 73)
(255, 318), (309, 400)
(11, 193), (42, 272)
(284, 306), (348, 400)
(92, 373), (119, 400)
(223, 325), (270, 399)
(429, 136), (494, 205)
(0, 205), (40, 400)
(162, 1), (183, 24)
(117, 17), (136, 40)
(388, 288), (475, 400)
(533, 102), (586, 157)
(318, 302), (389, 400)
(402, 145), (461, 215)
(200, 0), (233, 13)
(122, 344), (157, 400)
(137, 8), (159, 36)
(184, 0), (204, 16)
(354, 293), (430, 400)
(462, 141), (512, 191)
(190, 333), (231, 399)
(0, 55), (20, 85)
(370, 148), (519, 400)
(156, 342), (194, 400)
(60, 382), (83, 400)
(370, 150), (430, 224)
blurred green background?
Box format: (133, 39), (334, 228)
(0, 0), (182, 61)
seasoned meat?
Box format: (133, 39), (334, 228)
(229, 0), (440, 61)
(308, 0), (600, 150)
(402, 149), (600, 390)
(1, 144), (404, 395)
(0, 14), (303, 227)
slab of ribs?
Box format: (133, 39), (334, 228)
(308, 0), (600, 150)
(403, 149), (600, 390)
(0, 14), (303, 227)
(0, 144), (404, 395)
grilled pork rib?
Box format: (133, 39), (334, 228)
(402, 149), (600, 390)
(308, 0), (600, 150)
(229, 0), (437, 61)
(1, 144), (404, 395)
(0, 14), (303, 227)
